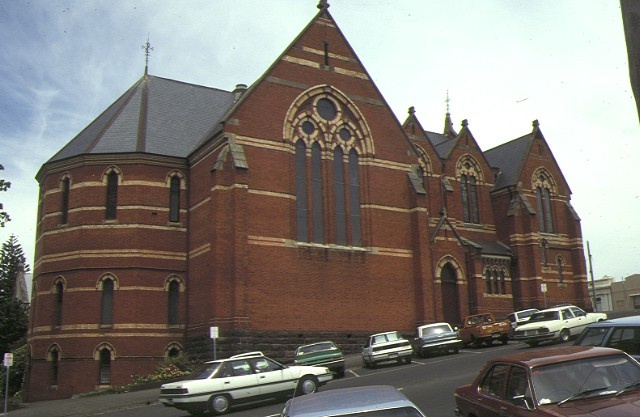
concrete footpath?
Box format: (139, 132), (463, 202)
(6, 354), (363, 416)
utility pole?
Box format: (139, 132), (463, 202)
(587, 241), (597, 311)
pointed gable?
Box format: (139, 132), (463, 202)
(485, 119), (571, 195)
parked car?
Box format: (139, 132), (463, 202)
(454, 345), (640, 416)
(280, 385), (426, 417)
(159, 351), (333, 415)
(458, 313), (511, 347)
(575, 315), (640, 359)
(513, 305), (607, 347)
(293, 341), (345, 377)
(411, 322), (462, 357)
(508, 308), (539, 329)
(361, 331), (413, 368)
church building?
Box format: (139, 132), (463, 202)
(25, 2), (589, 401)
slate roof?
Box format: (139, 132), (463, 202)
(484, 133), (533, 191)
(463, 239), (513, 257)
(48, 75), (236, 162)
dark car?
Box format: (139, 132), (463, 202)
(455, 345), (640, 417)
(280, 385), (426, 417)
(411, 322), (462, 357)
(575, 315), (640, 359)
(293, 341), (345, 377)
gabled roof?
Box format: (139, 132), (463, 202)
(48, 75), (236, 163)
(484, 131), (533, 191)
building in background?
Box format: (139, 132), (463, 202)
(25, 2), (589, 401)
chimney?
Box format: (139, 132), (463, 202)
(233, 83), (248, 102)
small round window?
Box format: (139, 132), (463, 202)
(317, 98), (337, 121)
(339, 128), (351, 141)
(301, 121), (315, 135)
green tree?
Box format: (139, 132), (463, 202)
(0, 164), (10, 227)
(0, 235), (29, 399)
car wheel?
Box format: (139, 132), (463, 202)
(296, 376), (319, 395)
(559, 329), (570, 343)
(500, 336), (509, 345)
(471, 336), (482, 348)
(485, 338), (494, 346)
(362, 357), (369, 368)
(527, 341), (538, 347)
(336, 367), (345, 378)
(208, 394), (231, 415)
(404, 356), (412, 364)
(453, 347), (459, 354)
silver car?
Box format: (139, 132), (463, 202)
(281, 385), (426, 417)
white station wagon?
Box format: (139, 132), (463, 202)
(159, 351), (333, 416)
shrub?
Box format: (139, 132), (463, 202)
(131, 354), (195, 385)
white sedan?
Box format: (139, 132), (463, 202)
(159, 351), (333, 416)
(513, 305), (607, 347)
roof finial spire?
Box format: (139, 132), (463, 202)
(142, 34), (153, 75)
(317, 0), (329, 10)
(445, 90), (452, 114)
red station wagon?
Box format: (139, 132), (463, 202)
(455, 346), (640, 417)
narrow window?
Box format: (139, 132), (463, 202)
(295, 140), (308, 242)
(333, 147), (346, 245)
(60, 177), (70, 224)
(168, 281), (179, 326)
(500, 270), (506, 294)
(101, 279), (114, 326)
(536, 186), (554, 232)
(99, 348), (111, 384)
(105, 171), (118, 220)
(311, 142), (323, 243)
(348, 149), (361, 246)
(461, 174), (479, 223)
(50, 349), (59, 385)
(54, 282), (63, 327)
(557, 257), (564, 283)
(169, 176), (180, 222)
(485, 270), (492, 294)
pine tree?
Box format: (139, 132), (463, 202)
(0, 235), (29, 356)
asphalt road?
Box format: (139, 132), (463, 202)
(96, 341), (563, 417)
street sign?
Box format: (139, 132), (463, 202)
(210, 326), (219, 339)
(3, 353), (12, 367)
(541, 283), (547, 293)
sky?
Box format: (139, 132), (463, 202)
(0, 0), (638, 281)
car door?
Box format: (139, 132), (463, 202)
(560, 308), (579, 336)
(569, 307), (589, 335)
(476, 364), (531, 417)
(250, 357), (294, 397)
(220, 360), (261, 400)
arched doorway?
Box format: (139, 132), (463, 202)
(441, 263), (461, 325)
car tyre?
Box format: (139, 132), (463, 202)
(296, 376), (319, 396)
(208, 394), (231, 415)
(527, 341), (538, 347)
(336, 367), (345, 378)
(404, 356), (412, 364)
(558, 329), (570, 343)
(500, 336), (509, 345)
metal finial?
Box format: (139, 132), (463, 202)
(142, 34), (153, 75)
(445, 90), (451, 114)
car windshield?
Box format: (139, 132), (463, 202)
(190, 362), (222, 380)
(529, 311), (559, 322)
(419, 325), (451, 336)
(531, 354), (640, 405)
(297, 342), (338, 355)
(576, 327), (609, 346)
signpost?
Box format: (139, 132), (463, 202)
(541, 283), (547, 308)
(3, 353), (12, 416)
(210, 326), (219, 360)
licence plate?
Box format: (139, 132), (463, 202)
(492, 333), (501, 339)
(389, 353), (398, 359)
